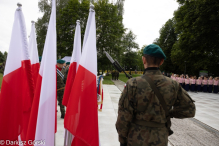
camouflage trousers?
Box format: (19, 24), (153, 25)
(57, 90), (65, 115)
(127, 123), (168, 146)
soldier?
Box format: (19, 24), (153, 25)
(115, 71), (119, 80)
(116, 44), (196, 146)
(64, 62), (70, 83)
(117, 71), (120, 80)
(56, 59), (66, 118)
(112, 70), (115, 80)
(66, 62), (70, 69)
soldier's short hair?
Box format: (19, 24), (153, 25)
(144, 54), (162, 66)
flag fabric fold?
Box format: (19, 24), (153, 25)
(62, 20), (81, 107)
(64, 7), (99, 146)
(28, 22), (40, 87)
(0, 5), (34, 144)
(26, 0), (56, 145)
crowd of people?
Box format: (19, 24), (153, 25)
(170, 74), (219, 94)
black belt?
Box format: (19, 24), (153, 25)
(133, 119), (165, 128)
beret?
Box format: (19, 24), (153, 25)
(57, 59), (65, 64)
(143, 44), (166, 60)
(39, 56), (42, 62)
(66, 62), (70, 65)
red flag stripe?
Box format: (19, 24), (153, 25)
(62, 62), (77, 106)
(65, 65), (99, 146)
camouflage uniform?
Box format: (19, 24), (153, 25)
(57, 68), (66, 115)
(115, 71), (119, 80)
(64, 67), (69, 84)
(112, 71), (115, 80)
(116, 68), (196, 146)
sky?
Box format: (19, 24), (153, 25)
(123, 0), (179, 49)
(0, 0), (179, 52)
(0, 0), (42, 53)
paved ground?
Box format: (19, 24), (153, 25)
(56, 80), (219, 146)
(112, 79), (219, 146)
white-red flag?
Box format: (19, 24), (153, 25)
(0, 4), (34, 143)
(28, 21), (40, 87)
(64, 6), (99, 146)
(62, 20), (81, 107)
(26, 0), (56, 145)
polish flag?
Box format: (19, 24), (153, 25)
(26, 0), (56, 145)
(64, 6), (99, 146)
(28, 21), (40, 87)
(0, 5), (34, 143)
(62, 20), (81, 107)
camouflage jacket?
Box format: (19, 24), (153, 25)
(57, 67), (65, 95)
(116, 68), (196, 145)
(64, 67), (69, 84)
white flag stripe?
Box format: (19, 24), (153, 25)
(70, 20), (81, 69)
(4, 7), (29, 76)
(34, 0), (56, 145)
(29, 22), (39, 65)
(79, 9), (96, 75)
(82, 7), (93, 51)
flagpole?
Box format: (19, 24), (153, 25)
(64, 129), (67, 146)
(64, 4), (95, 146)
(54, 135), (55, 146)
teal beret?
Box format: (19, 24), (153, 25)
(57, 59), (65, 64)
(143, 44), (166, 60)
(66, 62), (70, 65)
(39, 56), (42, 62)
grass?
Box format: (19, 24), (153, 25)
(103, 74), (114, 85)
(0, 73), (3, 89)
(119, 73), (142, 83)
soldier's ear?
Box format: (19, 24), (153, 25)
(142, 56), (146, 64)
(159, 59), (164, 66)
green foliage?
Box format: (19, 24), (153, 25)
(136, 46), (145, 71)
(0, 73), (3, 89)
(153, 19), (179, 73)
(116, 0), (125, 17)
(118, 73), (142, 83)
(35, 0), (141, 74)
(122, 51), (138, 71)
(122, 30), (139, 52)
(95, 0), (125, 74)
(0, 51), (7, 63)
(57, 0), (86, 57)
(154, 0), (219, 76)
(121, 30), (140, 71)
(102, 74), (114, 85)
(0, 52), (5, 63)
(172, 0), (219, 75)
(36, 0), (70, 55)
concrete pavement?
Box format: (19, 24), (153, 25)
(56, 81), (219, 146)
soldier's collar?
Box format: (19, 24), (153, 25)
(144, 67), (159, 71)
(144, 67), (160, 74)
